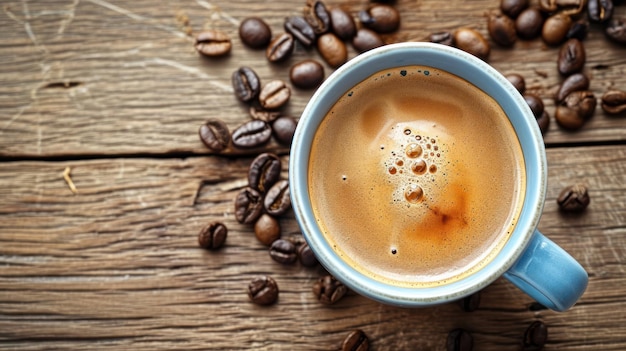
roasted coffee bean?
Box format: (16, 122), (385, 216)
(234, 187), (264, 224)
(317, 32), (348, 68)
(198, 221), (227, 250)
(501, 0), (529, 18)
(453, 28), (490, 61)
(232, 66), (261, 103)
(556, 73), (589, 102)
(195, 30), (232, 57)
(539, 0), (558, 12)
(540, 0), (585, 15)
(264, 180), (291, 216)
(601, 89), (626, 114)
(284, 16), (317, 48)
(199, 119), (230, 152)
(232, 120), (272, 148)
(447, 329), (473, 351)
(272, 116), (298, 145)
(298, 242), (318, 267)
(266, 32), (295, 63)
(341, 329), (370, 351)
(269, 239), (298, 264)
(542, 13), (572, 46)
(523, 321), (548, 350)
(330, 7), (357, 40)
(524, 93), (545, 117)
(352, 28), (384, 52)
(304, 0), (331, 34)
(259, 80), (291, 110)
(488, 12), (517, 46)
(605, 18), (626, 44)
(254, 213), (281, 246)
(248, 152), (281, 193)
(557, 184), (590, 211)
(588, 0), (614, 23)
(555, 90), (596, 130)
(248, 275), (279, 305)
(313, 275), (347, 305)
(537, 110), (551, 134)
(505, 73), (526, 94)
(239, 17), (272, 49)
(290, 59), (325, 89)
(558, 38), (585, 75)
(249, 106), (280, 122)
(458, 291), (481, 312)
(516, 7), (544, 39)
(566, 20), (589, 41)
(429, 31), (455, 46)
(359, 4), (400, 33)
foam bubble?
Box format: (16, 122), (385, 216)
(405, 143), (422, 158)
(404, 184), (424, 203)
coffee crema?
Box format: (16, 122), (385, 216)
(308, 66), (526, 287)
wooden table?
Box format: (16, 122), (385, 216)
(1, 0), (625, 349)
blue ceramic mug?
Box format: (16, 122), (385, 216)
(289, 42), (588, 311)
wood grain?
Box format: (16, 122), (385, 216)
(1, 145), (625, 350)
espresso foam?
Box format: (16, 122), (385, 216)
(308, 66), (526, 287)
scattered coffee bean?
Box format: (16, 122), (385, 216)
(259, 80), (291, 110)
(285, 16), (317, 48)
(290, 59), (325, 89)
(239, 17), (272, 49)
(264, 179), (291, 216)
(266, 32), (295, 63)
(542, 13), (572, 46)
(195, 30), (232, 57)
(269, 239), (298, 264)
(232, 66), (261, 103)
(298, 242), (318, 267)
(198, 221), (228, 250)
(254, 213), (281, 246)
(566, 20), (589, 41)
(429, 31), (455, 46)
(555, 90), (596, 130)
(588, 0), (614, 23)
(313, 275), (347, 305)
(601, 89), (626, 114)
(540, 0), (585, 15)
(506, 73), (526, 94)
(359, 4), (401, 34)
(234, 187), (264, 224)
(352, 28), (384, 52)
(454, 28), (490, 61)
(248, 152), (281, 193)
(488, 12), (517, 46)
(447, 329), (473, 351)
(524, 93), (545, 117)
(556, 73), (589, 102)
(304, 0), (331, 35)
(557, 183), (590, 211)
(272, 116), (298, 145)
(249, 106), (281, 122)
(523, 321), (548, 350)
(232, 119), (272, 148)
(248, 275), (279, 305)
(605, 18), (626, 44)
(501, 0), (529, 18)
(558, 38), (586, 76)
(317, 32), (348, 68)
(458, 291), (481, 312)
(199, 119), (230, 152)
(539, 0), (558, 13)
(330, 7), (357, 40)
(516, 7), (544, 40)
(341, 329), (370, 351)
(537, 110), (551, 135)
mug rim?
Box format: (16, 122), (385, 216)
(289, 42), (547, 306)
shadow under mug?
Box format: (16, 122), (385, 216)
(289, 42), (588, 311)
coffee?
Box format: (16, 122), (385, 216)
(308, 65), (526, 287)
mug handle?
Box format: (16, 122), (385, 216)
(503, 230), (588, 312)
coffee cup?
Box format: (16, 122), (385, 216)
(289, 42), (588, 311)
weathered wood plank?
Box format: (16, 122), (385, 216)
(1, 145), (625, 350)
(1, 0), (625, 158)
